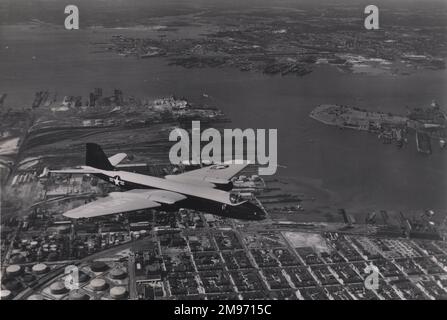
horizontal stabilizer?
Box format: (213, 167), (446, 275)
(108, 153), (127, 166)
(49, 168), (98, 175)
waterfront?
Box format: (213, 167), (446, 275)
(0, 24), (446, 218)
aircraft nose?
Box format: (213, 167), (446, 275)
(256, 209), (267, 220)
(247, 202), (266, 220)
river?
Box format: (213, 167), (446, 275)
(0, 25), (446, 217)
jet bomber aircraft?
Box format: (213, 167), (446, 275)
(50, 143), (266, 220)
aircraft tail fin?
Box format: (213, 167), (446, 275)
(86, 143), (115, 171)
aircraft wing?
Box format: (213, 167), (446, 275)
(174, 163), (249, 182)
(108, 153), (127, 166)
(63, 189), (187, 219)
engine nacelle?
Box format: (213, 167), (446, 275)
(204, 178), (234, 191)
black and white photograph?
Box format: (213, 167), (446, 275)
(0, 0), (447, 307)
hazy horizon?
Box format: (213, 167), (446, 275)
(1, 0), (446, 27)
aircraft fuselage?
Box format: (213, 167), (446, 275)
(91, 168), (265, 221)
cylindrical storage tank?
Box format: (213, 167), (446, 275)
(32, 263), (49, 274)
(3, 279), (21, 291)
(27, 294), (45, 300)
(50, 281), (68, 294)
(6, 264), (22, 276)
(110, 286), (127, 300)
(78, 271), (90, 283)
(68, 290), (90, 300)
(9, 254), (26, 264)
(91, 261), (108, 272)
(90, 278), (107, 291)
(22, 274), (36, 284)
(109, 268), (127, 280)
(0, 290), (12, 300)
